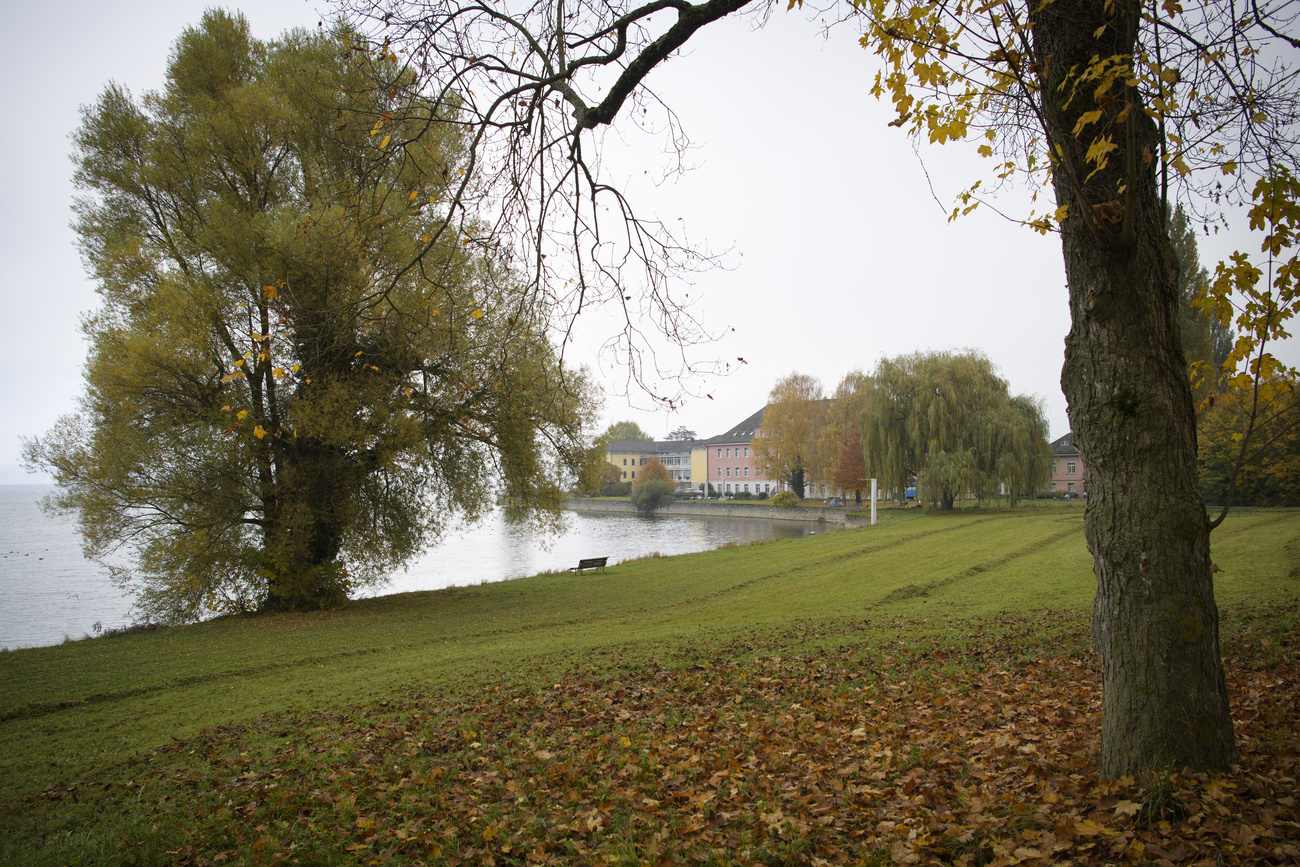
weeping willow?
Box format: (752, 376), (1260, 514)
(860, 350), (1051, 510)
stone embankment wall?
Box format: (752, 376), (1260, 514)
(566, 499), (872, 527)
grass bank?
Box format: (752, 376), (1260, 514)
(1, 507), (1297, 865)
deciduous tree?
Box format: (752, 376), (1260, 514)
(751, 373), (826, 492)
(860, 351), (1050, 510)
(24, 12), (592, 622)
(633, 457), (673, 485)
(857, 0), (1298, 773)
(630, 459), (675, 510)
(831, 426), (869, 504)
(604, 420), (655, 442)
(1199, 378), (1300, 507)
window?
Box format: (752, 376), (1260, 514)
(744, 467), (749, 478)
(622, 458), (627, 465)
(717, 468), (723, 478)
(744, 484), (749, 492)
(1067, 482), (1076, 493)
(744, 447), (749, 458)
(726, 467), (732, 477)
(717, 448), (722, 458)
(726, 447), (731, 458)
(1067, 461), (1077, 475)
(631, 471), (636, 479)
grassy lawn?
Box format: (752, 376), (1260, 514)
(1, 507), (1296, 865)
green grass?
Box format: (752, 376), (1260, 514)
(1, 506), (1296, 864)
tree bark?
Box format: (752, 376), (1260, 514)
(1032, 0), (1237, 775)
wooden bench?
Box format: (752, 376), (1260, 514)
(570, 557), (608, 574)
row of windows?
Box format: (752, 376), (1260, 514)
(621, 456), (689, 466)
(721, 483), (771, 493)
(716, 466), (751, 478)
(1054, 460), (1078, 475)
(716, 446), (749, 459)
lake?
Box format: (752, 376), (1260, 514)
(0, 486), (822, 650)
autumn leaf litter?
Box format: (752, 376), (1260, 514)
(20, 606), (1300, 866)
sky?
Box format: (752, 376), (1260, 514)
(1, 0), (1292, 483)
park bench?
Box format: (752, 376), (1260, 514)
(570, 556), (608, 575)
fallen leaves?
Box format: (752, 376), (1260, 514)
(10, 606), (1299, 865)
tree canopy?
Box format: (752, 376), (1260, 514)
(604, 420), (655, 442)
(629, 458), (675, 511)
(750, 373), (827, 492)
(24, 11), (592, 622)
(860, 351), (1051, 510)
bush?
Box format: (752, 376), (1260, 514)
(771, 490), (800, 509)
(602, 481), (633, 497)
(734, 491), (753, 500)
(630, 479), (676, 513)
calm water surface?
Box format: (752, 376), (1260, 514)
(0, 486), (820, 649)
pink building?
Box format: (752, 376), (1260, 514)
(1049, 432), (1086, 496)
(704, 408), (776, 496)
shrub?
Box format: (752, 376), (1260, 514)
(602, 481), (632, 497)
(734, 491), (753, 500)
(771, 490), (800, 509)
(630, 479), (676, 512)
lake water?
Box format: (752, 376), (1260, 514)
(0, 486), (820, 650)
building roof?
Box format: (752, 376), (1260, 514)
(704, 407), (767, 445)
(605, 439), (702, 454)
(1050, 432), (1081, 457)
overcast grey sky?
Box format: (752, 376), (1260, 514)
(1, 0), (1291, 483)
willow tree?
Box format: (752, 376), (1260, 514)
(750, 373), (827, 497)
(24, 11), (593, 621)
(860, 351), (1050, 510)
(343, 0), (1300, 774)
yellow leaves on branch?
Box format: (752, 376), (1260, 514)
(1083, 135), (1118, 181)
(1203, 168), (1300, 383)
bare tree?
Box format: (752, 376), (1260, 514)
(338, 0), (768, 406)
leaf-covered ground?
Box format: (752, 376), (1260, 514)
(10, 606), (1298, 866)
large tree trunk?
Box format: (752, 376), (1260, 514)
(261, 440), (354, 612)
(1032, 0), (1237, 775)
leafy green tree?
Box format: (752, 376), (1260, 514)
(667, 425), (697, 441)
(604, 421), (655, 442)
(629, 463), (675, 512)
(860, 351), (1051, 511)
(24, 12), (591, 622)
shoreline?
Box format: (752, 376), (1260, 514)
(565, 498), (875, 527)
